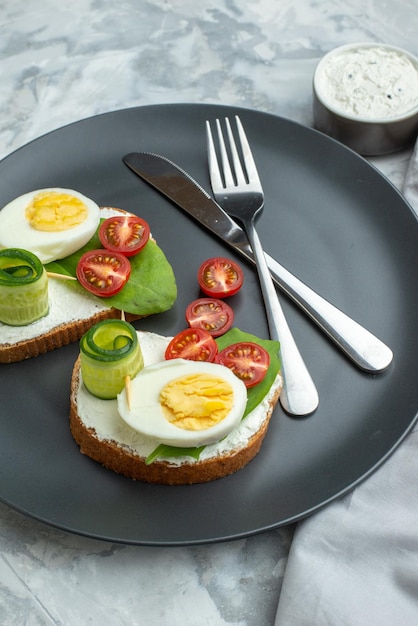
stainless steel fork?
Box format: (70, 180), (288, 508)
(206, 116), (319, 416)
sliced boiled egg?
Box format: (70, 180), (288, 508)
(117, 358), (247, 447)
(0, 188), (100, 263)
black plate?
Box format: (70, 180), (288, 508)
(1, 104), (417, 546)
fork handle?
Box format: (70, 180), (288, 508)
(245, 220), (319, 416)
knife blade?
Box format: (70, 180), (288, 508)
(122, 151), (393, 373)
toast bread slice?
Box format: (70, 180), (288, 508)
(69, 331), (283, 485)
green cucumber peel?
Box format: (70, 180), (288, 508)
(145, 328), (281, 464)
(80, 318), (138, 362)
(45, 219), (177, 315)
(0, 248), (43, 286)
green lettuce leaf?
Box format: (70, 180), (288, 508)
(146, 328), (281, 463)
(145, 444), (205, 466)
(45, 222), (177, 316)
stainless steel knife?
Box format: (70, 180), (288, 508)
(122, 151), (393, 373)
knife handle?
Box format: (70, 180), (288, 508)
(264, 252), (393, 373)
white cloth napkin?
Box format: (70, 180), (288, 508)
(274, 142), (418, 626)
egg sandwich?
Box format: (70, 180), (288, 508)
(70, 328), (283, 485)
(0, 188), (177, 363)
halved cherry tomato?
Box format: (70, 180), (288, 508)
(76, 249), (131, 297)
(214, 342), (270, 388)
(197, 257), (243, 298)
(185, 298), (234, 338)
(165, 328), (218, 362)
(99, 215), (150, 257)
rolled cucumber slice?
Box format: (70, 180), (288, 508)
(80, 319), (144, 399)
(0, 248), (49, 326)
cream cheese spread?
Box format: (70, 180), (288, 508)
(316, 45), (418, 119)
(0, 277), (110, 343)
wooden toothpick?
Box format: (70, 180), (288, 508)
(46, 271), (77, 281)
(124, 375), (132, 410)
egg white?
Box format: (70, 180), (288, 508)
(0, 188), (101, 263)
(117, 358), (247, 447)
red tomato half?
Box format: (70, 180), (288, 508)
(214, 342), (270, 388)
(76, 249), (131, 297)
(185, 298), (234, 337)
(165, 328), (218, 362)
(197, 257), (243, 298)
(99, 215), (150, 257)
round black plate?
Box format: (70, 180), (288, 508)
(1, 104), (417, 545)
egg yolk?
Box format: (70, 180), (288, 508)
(159, 373), (234, 431)
(25, 191), (88, 232)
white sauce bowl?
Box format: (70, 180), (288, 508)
(313, 43), (418, 155)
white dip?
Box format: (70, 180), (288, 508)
(316, 45), (418, 119)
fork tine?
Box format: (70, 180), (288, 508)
(205, 120), (224, 191)
(215, 119), (236, 188)
(207, 116), (261, 190)
(234, 115), (261, 186)
(206, 119), (236, 190)
(224, 117), (247, 186)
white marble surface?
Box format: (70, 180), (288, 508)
(0, 1), (417, 624)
